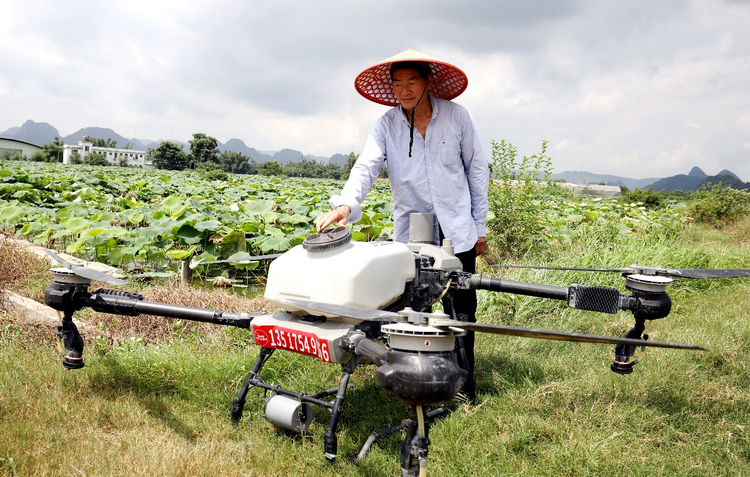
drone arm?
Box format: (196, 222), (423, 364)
(466, 275), (626, 314)
(79, 289), (257, 328)
(344, 331), (388, 366)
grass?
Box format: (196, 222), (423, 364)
(2, 218), (750, 476)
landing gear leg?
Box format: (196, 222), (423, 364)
(400, 405), (430, 477)
(324, 354), (362, 463)
(231, 347), (275, 424)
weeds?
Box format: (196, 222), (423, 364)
(3, 183), (750, 475)
(487, 139), (565, 257)
(688, 184), (750, 227)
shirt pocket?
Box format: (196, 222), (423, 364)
(438, 139), (462, 173)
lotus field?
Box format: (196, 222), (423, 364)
(0, 160), (694, 277)
(0, 162), (393, 276)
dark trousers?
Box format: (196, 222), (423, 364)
(439, 232), (477, 394)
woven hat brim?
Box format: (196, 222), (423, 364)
(354, 50), (468, 106)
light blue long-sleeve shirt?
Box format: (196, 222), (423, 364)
(331, 95), (489, 254)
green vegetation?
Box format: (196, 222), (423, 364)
(2, 142), (750, 475)
(0, 161), (393, 279)
(688, 184), (750, 228)
(3, 205), (750, 475)
(487, 139), (560, 256)
(29, 138), (64, 163)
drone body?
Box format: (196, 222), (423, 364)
(42, 216), (729, 476)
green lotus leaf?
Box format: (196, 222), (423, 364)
(263, 226), (285, 237)
(175, 223), (203, 244)
(137, 225), (167, 240)
(13, 189), (42, 204)
(83, 228), (108, 237)
(65, 217), (91, 233)
(170, 204), (190, 219)
(194, 220), (223, 232)
(166, 245), (197, 260)
(261, 211), (278, 222)
(0, 205), (25, 223)
(223, 252), (260, 270)
(19, 223), (33, 235)
(66, 238), (87, 254)
(258, 235), (290, 253)
(91, 211), (117, 224)
(287, 200), (311, 215)
(160, 195), (184, 214)
(244, 199), (275, 214)
(120, 209), (144, 225)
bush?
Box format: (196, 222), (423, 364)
(688, 184), (750, 227)
(0, 151), (23, 162)
(84, 152), (110, 166)
(68, 151), (83, 164)
(619, 186), (664, 209)
(205, 169), (228, 181)
(487, 139), (563, 257)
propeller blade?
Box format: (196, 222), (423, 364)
(190, 253), (281, 269)
(491, 263), (750, 280)
(44, 248), (69, 267)
(70, 266), (128, 286)
(45, 249), (128, 285)
(663, 269), (750, 279)
(489, 264), (631, 273)
(280, 299), (404, 322)
(427, 317), (704, 350)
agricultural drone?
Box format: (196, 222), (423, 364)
(42, 214), (749, 476)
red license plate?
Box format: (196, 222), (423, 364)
(252, 324), (332, 362)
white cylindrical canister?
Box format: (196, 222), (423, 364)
(264, 395), (313, 432)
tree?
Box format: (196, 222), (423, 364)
(88, 137), (118, 148)
(341, 152), (358, 180)
(219, 150), (254, 174)
(150, 141), (188, 170)
(256, 160), (283, 176)
(84, 152), (109, 166)
(32, 139), (64, 163)
(189, 133), (220, 169)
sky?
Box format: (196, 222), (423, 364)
(2, 0), (749, 181)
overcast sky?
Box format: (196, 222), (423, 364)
(2, 0), (750, 180)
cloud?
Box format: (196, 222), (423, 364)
(736, 113), (750, 131)
(2, 0), (750, 181)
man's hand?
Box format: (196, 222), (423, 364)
(476, 236), (487, 256)
(315, 205), (350, 232)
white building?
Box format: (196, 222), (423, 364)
(0, 137), (43, 157)
(62, 138), (152, 168)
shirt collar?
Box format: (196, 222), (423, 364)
(397, 94), (439, 124)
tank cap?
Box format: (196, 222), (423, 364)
(303, 226), (352, 251)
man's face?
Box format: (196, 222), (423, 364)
(391, 68), (430, 110)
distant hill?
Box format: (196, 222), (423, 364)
(0, 120), (347, 164)
(651, 167), (749, 191)
(0, 120), (60, 146)
(700, 174), (750, 191)
(650, 174), (705, 192)
(717, 169), (740, 180)
(2, 121), (744, 187)
(549, 171), (658, 190)
(61, 127), (148, 150)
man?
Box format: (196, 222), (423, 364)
(316, 49), (489, 400)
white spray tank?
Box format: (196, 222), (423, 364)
(264, 214), (462, 316)
(264, 227), (416, 315)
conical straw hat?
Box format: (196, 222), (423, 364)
(354, 49), (468, 106)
